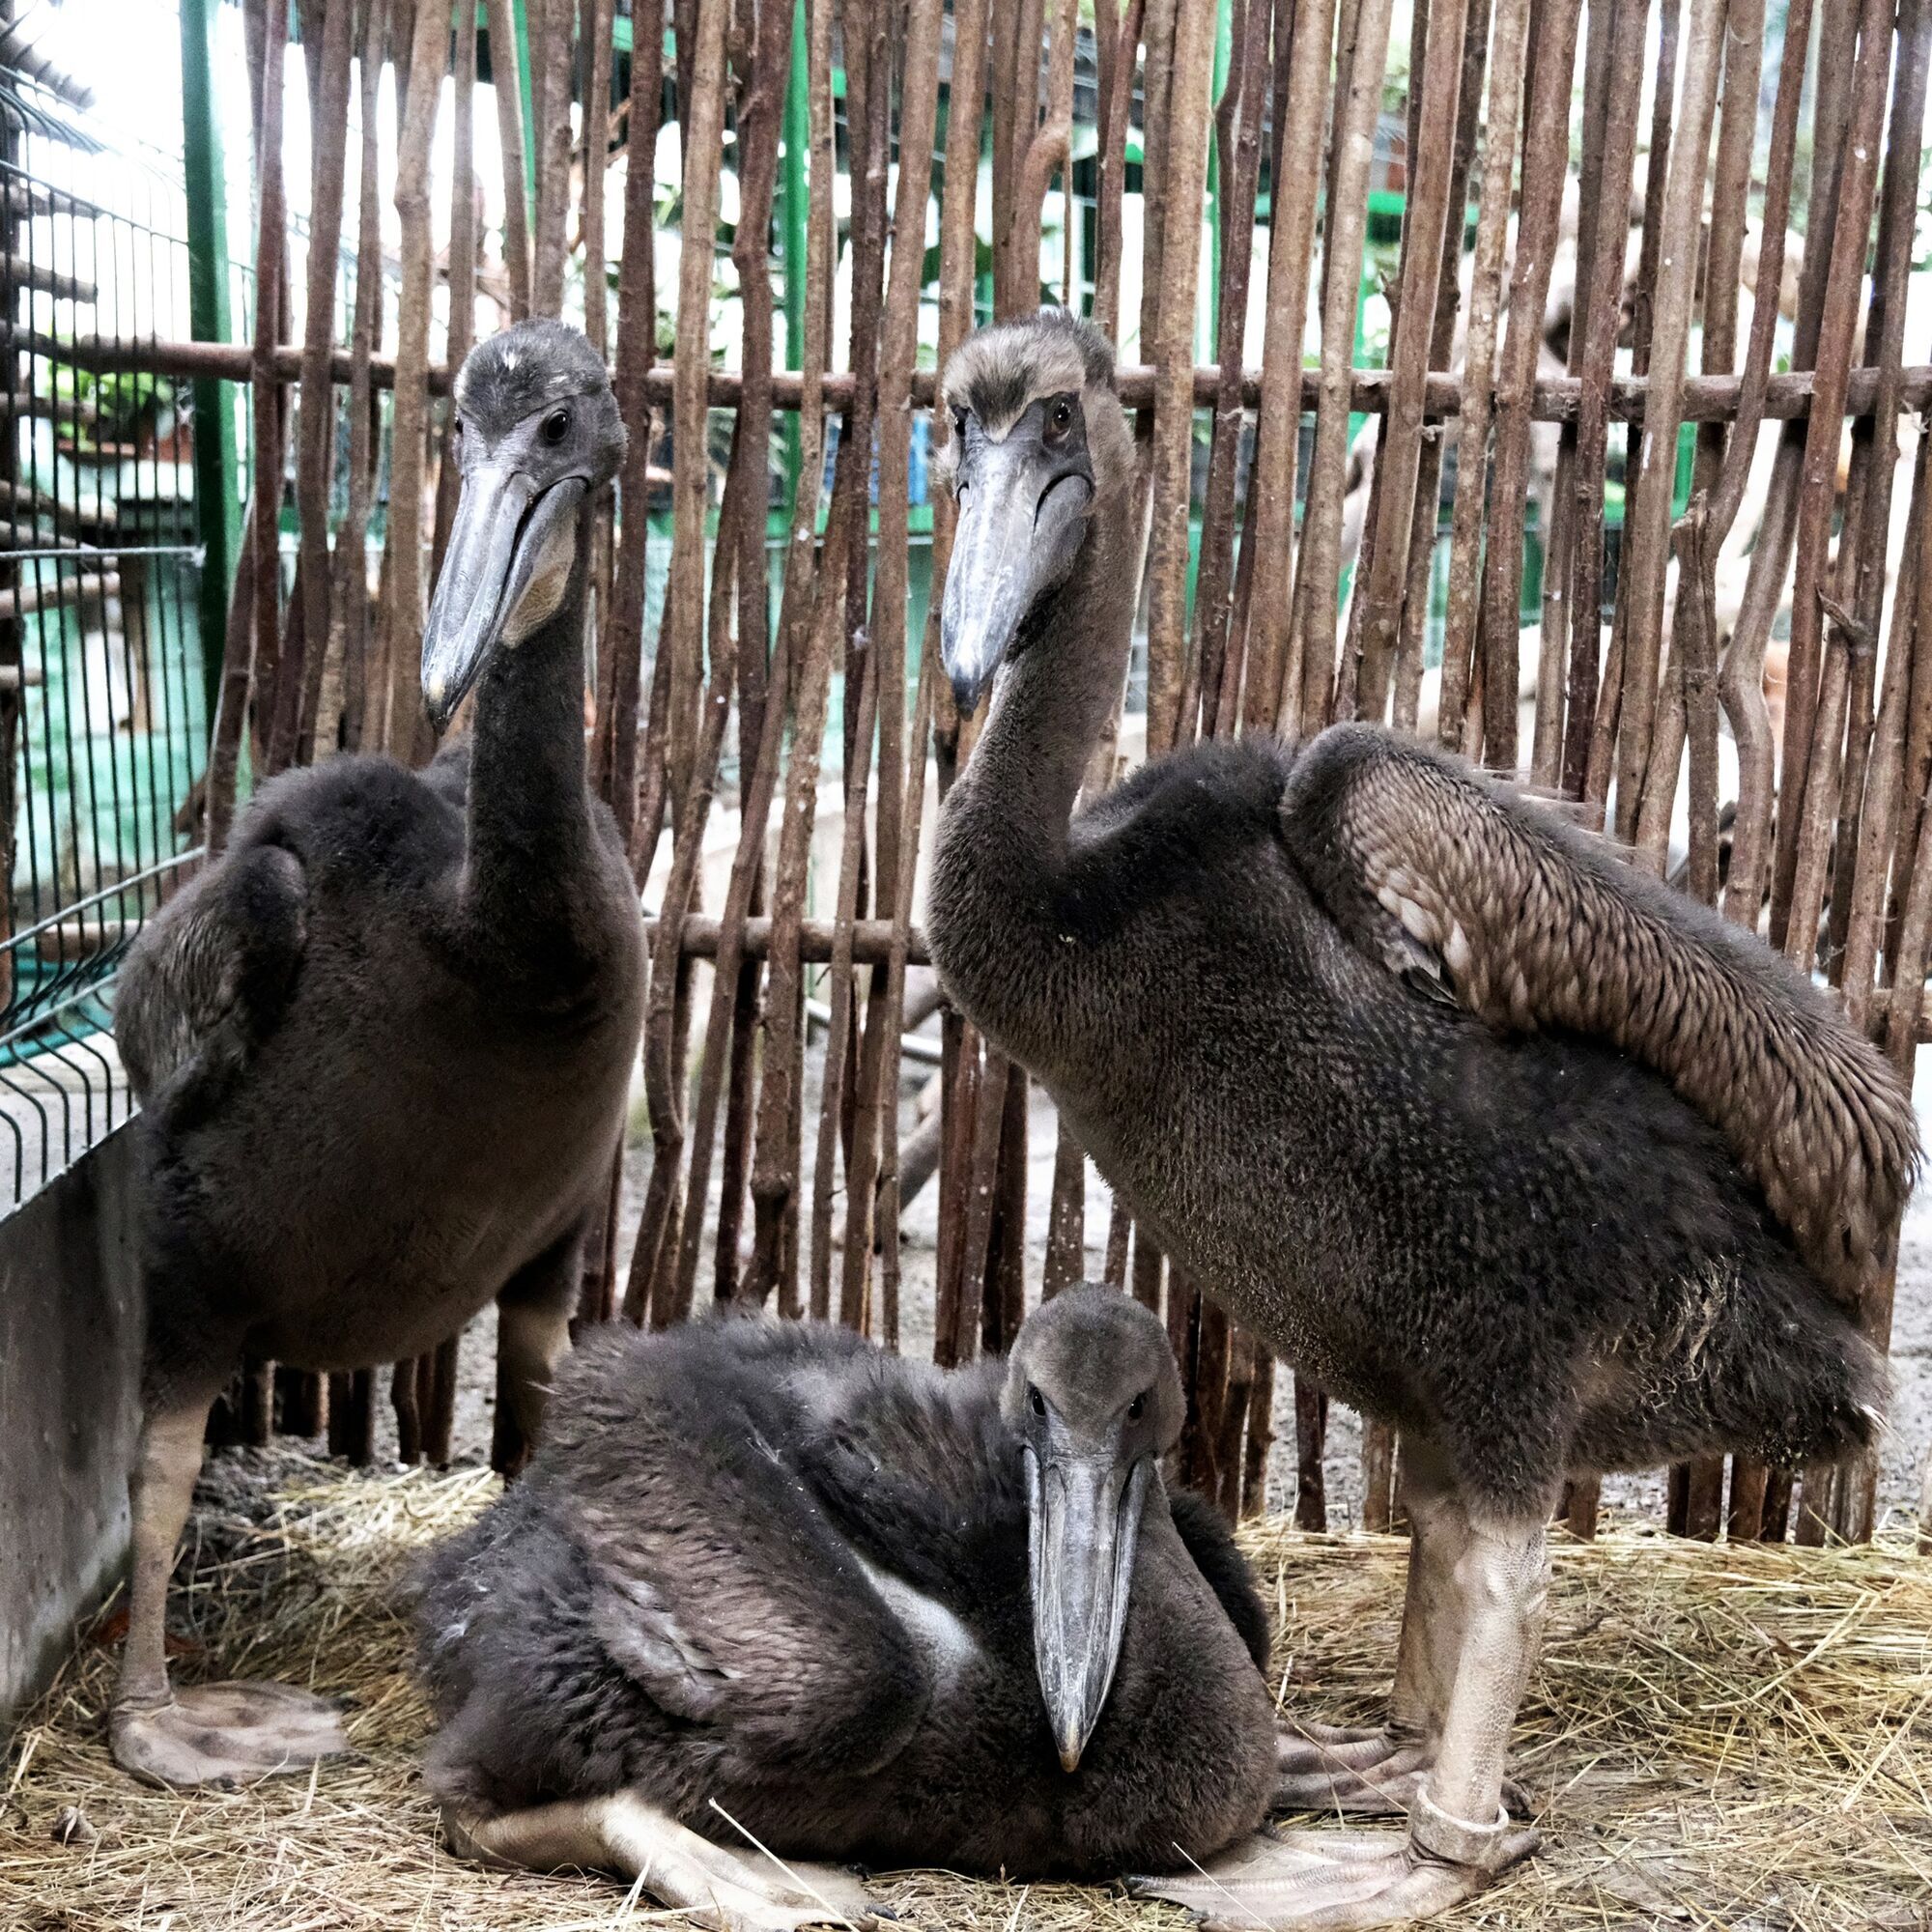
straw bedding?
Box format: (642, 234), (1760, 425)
(3, 1447), (1927, 1931)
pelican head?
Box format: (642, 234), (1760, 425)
(1002, 1282), (1184, 1773)
(936, 309), (1133, 718)
(421, 318), (626, 731)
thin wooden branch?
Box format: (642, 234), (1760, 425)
(1137, 0), (1180, 358)
(1770, 0), (1887, 938)
(1142, 0), (1218, 755)
(743, 0), (839, 1313)
(743, 564), (844, 1309)
(1827, 0), (1927, 1015)
(697, 0), (801, 1310)
(529, 0), (576, 318)
(1011, 0), (1079, 313)
(1185, 0), (1271, 742)
(667, 595), (792, 1323)
(1474, 0), (1582, 771)
(1293, 1376), (1327, 1529)
(810, 644), (879, 1321)
(988, 0), (1028, 318)
(384, 0), (450, 763)
(236, 0), (287, 850)
(1624, 0), (1727, 867)
(840, 0), (944, 1331)
(1395, 0), (1491, 738)
(271, 0), (354, 777)
(1352, 0), (1468, 721)
(582, 0), (615, 360)
(1437, 0), (1530, 753)
(662, 0), (730, 818)
(431, 0), (481, 596)
(331, 0), (387, 757)
(1717, 0), (1815, 924)
(595, 0), (663, 843)
(1241, 0), (1336, 735)
(1294, 0), (1396, 731)
(867, 652), (939, 1342)
(1091, 0), (1146, 342)
(1846, 431), (1932, 1036)
(952, 1046), (1012, 1361)
(628, 516), (743, 1325)
(485, 0), (534, 319)
(1555, 0), (1648, 795)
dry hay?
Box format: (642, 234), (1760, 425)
(1, 1451), (1927, 1932)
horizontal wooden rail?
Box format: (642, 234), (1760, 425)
(647, 915), (932, 966)
(46, 334), (1932, 427)
(652, 915), (1932, 1038)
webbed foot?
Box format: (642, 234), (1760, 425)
(110, 1682), (349, 1787)
(1132, 1804), (1537, 1930)
(1272, 1721), (1527, 1818)
(445, 1795), (883, 1931)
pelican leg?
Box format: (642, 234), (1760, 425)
(110, 1394), (348, 1786)
(444, 1796), (882, 1932)
(1141, 1507), (1545, 1928)
(1275, 1443), (1505, 1818)
(492, 1229), (582, 1474)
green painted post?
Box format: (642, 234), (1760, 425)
(780, 0), (809, 512)
(178, 0), (238, 727)
(975, 112), (992, 327)
(514, 0), (537, 224)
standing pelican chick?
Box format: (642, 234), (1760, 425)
(926, 310), (1917, 1927)
(415, 1288), (1280, 1930)
(108, 320), (642, 1786)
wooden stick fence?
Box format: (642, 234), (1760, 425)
(181, 0), (1932, 1545)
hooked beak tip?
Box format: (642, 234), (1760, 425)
(1058, 1738), (1084, 1774)
(950, 670), (983, 719)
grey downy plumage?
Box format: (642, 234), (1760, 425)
(415, 1287), (1278, 1922)
(108, 319), (643, 1789)
(924, 308), (1918, 1931)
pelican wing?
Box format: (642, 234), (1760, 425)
(544, 1326), (930, 1774)
(1280, 723), (1918, 1302)
(114, 840), (307, 1107)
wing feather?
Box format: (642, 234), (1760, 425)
(114, 840), (307, 1107)
(1281, 724), (1919, 1302)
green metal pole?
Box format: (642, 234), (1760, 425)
(514, 0), (537, 225)
(780, 0), (809, 512)
(178, 0), (238, 731)
(974, 112), (992, 327)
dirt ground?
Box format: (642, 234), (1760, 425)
(394, 995), (1932, 1536)
(5, 1452), (1926, 1932)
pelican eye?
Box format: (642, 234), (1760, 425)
(1127, 1390), (1148, 1422)
(542, 407), (572, 445)
(1029, 1384), (1046, 1418)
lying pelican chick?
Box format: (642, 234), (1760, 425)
(415, 1287), (1288, 1929)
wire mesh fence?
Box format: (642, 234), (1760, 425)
(0, 38), (213, 1213)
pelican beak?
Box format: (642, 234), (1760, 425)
(940, 412), (1093, 718)
(1026, 1436), (1149, 1773)
(421, 458), (587, 733)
